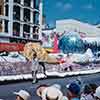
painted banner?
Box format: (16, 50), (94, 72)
(0, 43), (24, 52)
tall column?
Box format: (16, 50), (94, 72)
(3, 0), (5, 16)
(20, 6), (24, 37)
(30, 26), (33, 38)
(2, 20), (5, 32)
(30, 0), (33, 38)
(2, 0), (5, 32)
(21, 0), (24, 5)
(31, 0), (33, 8)
(30, 14), (33, 38)
(8, 0), (13, 36)
(20, 24), (23, 37)
(39, 0), (42, 40)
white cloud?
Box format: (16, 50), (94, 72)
(63, 3), (72, 10)
(56, 2), (63, 7)
(49, 21), (55, 27)
(56, 2), (72, 11)
(83, 4), (94, 10)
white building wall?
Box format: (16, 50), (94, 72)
(56, 19), (100, 37)
(0, 0), (41, 42)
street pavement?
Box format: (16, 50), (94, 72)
(0, 73), (100, 100)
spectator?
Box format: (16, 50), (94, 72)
(94, 86), (100, 100)
(14, 90), (31, 100)
(36, 84), (48, 98)
(52, 83), (68, 100)
(66, 82), (80, 100)
(89, 83), (98, 98)
(52, 84), (61, 90)
(89, 83), (98, 94)
(80, 84), (94, 100)
(41, 86), (68, 100)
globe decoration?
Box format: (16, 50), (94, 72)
(58, 31), (85, 54)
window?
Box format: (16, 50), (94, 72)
(4, 20), (8, 33)
(33, 12), (39, 24)
(14, 0), (20, 4)
(24, 0), (30, 7)
(23, 8), (30, 22)
(13, 6), (20, 20)
(23, 24), (30, 33)
(34, 0), (39, 9)
(5, 0), (9, 2)
(33, 26), (39, 33)
(13, 22), (20, 36)
(5, 5), (8, 16)
(33, 26), (39, 39)
(0, 0), (4, 15)
(23, 24), (30, 38)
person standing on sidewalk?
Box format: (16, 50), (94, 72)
(31, 49), (39, 83)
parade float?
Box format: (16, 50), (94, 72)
(21, 42), (58, 63)
(0, 30), (100, 81)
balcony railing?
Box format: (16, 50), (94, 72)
(14, 0), (20, 4)
(24, 2), (30, 7)
(23, 32), (30, 38)
(33, 34), (39, 39)
(13, 32), (20, 37)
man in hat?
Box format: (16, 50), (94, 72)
(40, 85), (68, 100)
(36, 84), (61, 98)
(14, 90), (31, 100)
(42, 86), (63, 100)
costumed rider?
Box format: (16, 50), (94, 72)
(31, 49), (39, 84)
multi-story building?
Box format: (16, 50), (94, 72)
(56, 19), (100, 37)
(0, 0), (42, 43)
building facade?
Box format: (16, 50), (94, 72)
(56, 19), (100, 37)
(0, 0), (42, 43)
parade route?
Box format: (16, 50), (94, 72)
(0, 73), (100, 100)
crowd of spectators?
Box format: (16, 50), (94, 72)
(35, 82), (100, 100)
(13, 82), (100, 100)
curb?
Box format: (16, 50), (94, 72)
(0, 68), (100, 82)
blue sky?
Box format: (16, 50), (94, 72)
(43, 0), (100, 27)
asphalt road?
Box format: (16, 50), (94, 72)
(0, 73), (100, 100)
